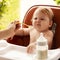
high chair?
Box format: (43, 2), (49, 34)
(7, 5), (60, 49)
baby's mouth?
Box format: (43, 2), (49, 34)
(37, 23), (41, 26)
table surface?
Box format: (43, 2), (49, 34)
(0, 40), (60, 60)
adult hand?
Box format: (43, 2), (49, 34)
(11, 20), (21, 31)
(7, 20), (21, 40)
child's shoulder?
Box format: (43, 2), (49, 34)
(48, 30), (54, 37)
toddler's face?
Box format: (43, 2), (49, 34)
(32, 10), (52, 32)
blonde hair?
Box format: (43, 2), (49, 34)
(33, 6), (54, 21)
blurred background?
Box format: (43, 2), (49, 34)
(0, 0), (60, 30)
(0, 0), (20, 30)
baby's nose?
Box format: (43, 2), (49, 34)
(37, 19), (41, 22)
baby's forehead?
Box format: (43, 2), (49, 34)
(33, 12), (46, 17)
(33, 9), (48, 17)
(34, 7), (50, 14)
(33, 7), (53, 20)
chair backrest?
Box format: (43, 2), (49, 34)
(22, 5), (60, 49)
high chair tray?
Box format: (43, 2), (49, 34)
(0, 40), (60, 60)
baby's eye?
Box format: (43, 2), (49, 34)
(40, 18), (44, 20)
(34, 17), (37, 20)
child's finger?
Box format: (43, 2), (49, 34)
(29, 47), (33, 53)
(27, 46), (33, 54)
(27, 46), (30, 53)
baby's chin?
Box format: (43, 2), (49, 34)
(36, 28), (47, 32)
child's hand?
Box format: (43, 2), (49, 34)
(27, 43), (36, 54)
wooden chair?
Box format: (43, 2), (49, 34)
(7, 5), (60, 49)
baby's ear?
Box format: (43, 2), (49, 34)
(49, 20), (53, 27)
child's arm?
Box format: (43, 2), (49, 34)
(15, 28), (30, 36)
(15, 22), (33, 36)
